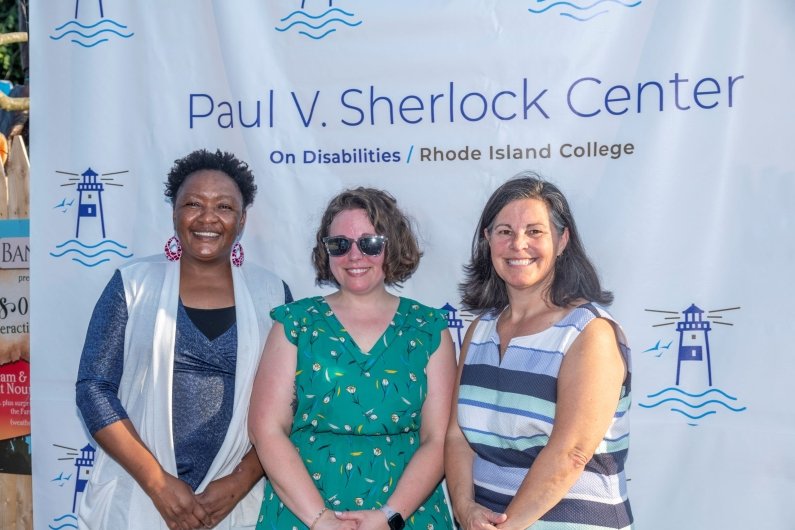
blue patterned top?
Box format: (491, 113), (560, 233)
(76, 270), (291, 490)
(457, 303), (633, 529)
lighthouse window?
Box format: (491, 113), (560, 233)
(88, 194), (92, 199)
(691, 334), (696, 339)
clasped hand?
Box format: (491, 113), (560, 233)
(455, 499), (509, 530)
(151, 472), (246, 529)
(314, 507), (388, 530)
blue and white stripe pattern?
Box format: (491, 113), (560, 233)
(458, 303), (633, 529)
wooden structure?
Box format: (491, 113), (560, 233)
(0, 135), (32, 530)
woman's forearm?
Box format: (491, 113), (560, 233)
(231, 447), (264, 491)
(382, 435), (445, 517)
(500, 443), (589, 529)
(256, 432), (328, 526)
(444, 431), (477, 517)
(92, 419), (168, 493)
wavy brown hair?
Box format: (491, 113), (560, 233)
(312, 187), (421, 287)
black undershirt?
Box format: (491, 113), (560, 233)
(182, 280), (293, 340)
(183, 305), (236, 341)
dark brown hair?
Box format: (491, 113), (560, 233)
(460, 171), (612, 313)
(312, 187), (421, 287)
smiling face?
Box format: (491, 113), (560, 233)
(486, 197), (569, 296)
(173, 169), (246, 267)
(326, 208), (386, 296)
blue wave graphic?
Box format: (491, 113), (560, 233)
(275, 8), (362, 40)
(561, 10), (607, 21)
(72, 38), (108, 48)
(276, 18), (362, 32)
(300, 29), (336, 40)
(48, 523), (78, 530)
(50, 28), (134, 41)
(49, 513), (77, 530)
(639, 386), (747, 425)
(50, 248), (133, 259)
(55, 239), (128, 250)
(646, 387), (738, 401)
(54, 19), (128, 31)
(529, 0), (641, 22)
(280, 8), (355, 22)
(50, 18), (134, 47)
(671, 408), (716, 420)
(50, 239), (133, 267)
(639, 397), (746, 412)
(73, 257), (110, 267)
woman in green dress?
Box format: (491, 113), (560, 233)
(249, 187), (456, 530)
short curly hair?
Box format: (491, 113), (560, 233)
(312, 187), (422, 287)
(164, 149), (257, 207)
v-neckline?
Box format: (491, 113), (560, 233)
(315, 296), (407, 370)
(493, 303), (590, 363)
(178, 299), (236, 345)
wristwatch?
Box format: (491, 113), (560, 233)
(380, 505), (405, 530)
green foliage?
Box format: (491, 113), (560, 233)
(0, 0), (24, 85)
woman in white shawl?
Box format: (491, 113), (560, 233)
(75, 149), (290, 530)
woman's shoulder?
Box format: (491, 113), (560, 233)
(398, 297), (451, 333)
(567, 301), (620, 326)
(270, 296), (326, 321)
(400, 297), (446, 318)
(114, 254), (170, 295)
(566, 301), (630, 352)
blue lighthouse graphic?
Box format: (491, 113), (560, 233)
(74, 0), (104, 20)
(75, 167), (106, 239)
(50, 0), (134, 48)
(72, 444), (95, 513)
(442, 303), (464, 349)
(50, 166), (133, 267)
(639, 303), (745, 426)
(675, 304), (713, 386)
(276, 0), (362, 40)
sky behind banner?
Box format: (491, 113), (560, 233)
(31, 2), (795, 529)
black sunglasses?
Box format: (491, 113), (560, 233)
(322, 235), (387, 257)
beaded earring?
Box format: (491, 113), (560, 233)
(164, 235), (182, 261)
(231, 241), (244, 267)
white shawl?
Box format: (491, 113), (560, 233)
(78, 254), (283, 529)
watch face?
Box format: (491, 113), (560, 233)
(388, 513), (405, 530)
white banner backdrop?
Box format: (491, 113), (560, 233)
(30, 1), (794, 528)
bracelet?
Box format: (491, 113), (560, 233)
(309, 507), (328, 530)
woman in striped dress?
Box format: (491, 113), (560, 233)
(445, 173), (633, 530)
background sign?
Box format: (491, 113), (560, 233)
(31, 2), (795, 528)
(0, 218), (30, 474)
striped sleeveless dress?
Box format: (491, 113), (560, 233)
(457, 303), (633, 529)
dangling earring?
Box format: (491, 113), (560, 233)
(164, 235), (182, 261)
(231, 241), (244, 267)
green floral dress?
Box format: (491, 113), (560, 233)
(256, 296), (453, 530)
